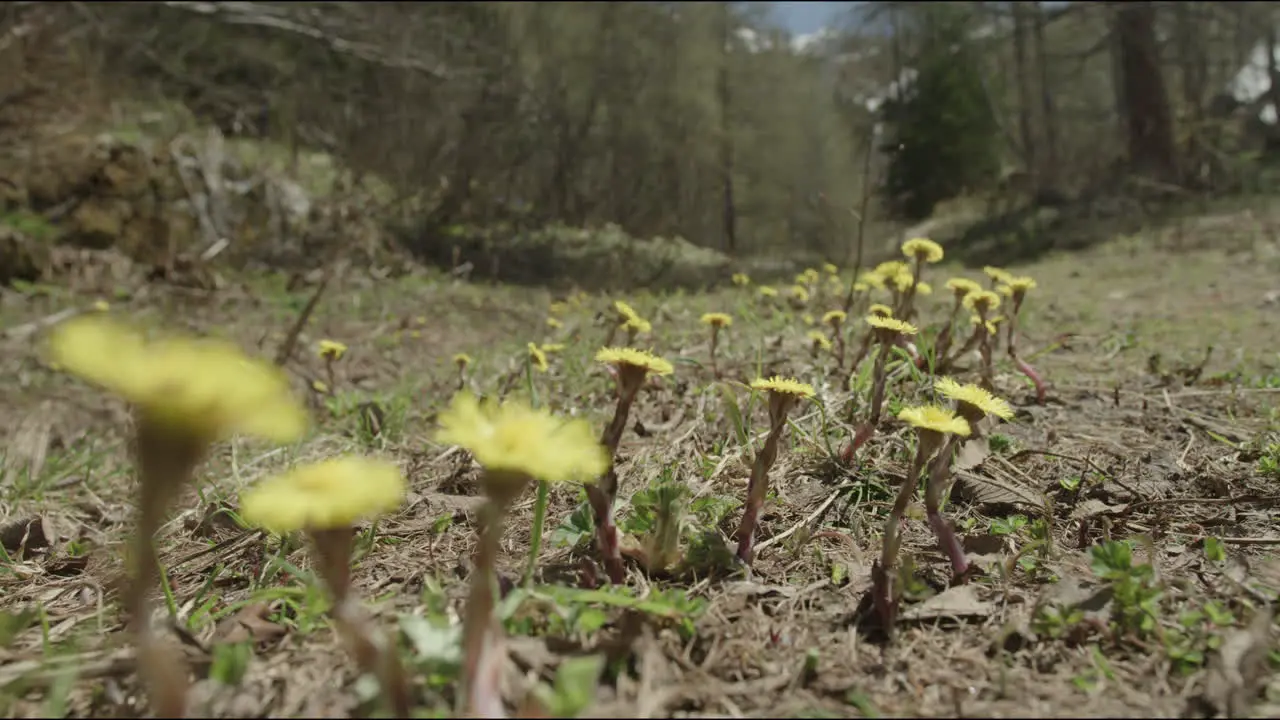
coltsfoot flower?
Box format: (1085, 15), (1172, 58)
(807, 330), (832, 351)
(945, 278), (982, 299)
(983, 266), (1014, 285)
(962, 290), (1002, 315)
(901, 237), (944, 264)
(868, 303), (893, 317)
(934, 377), (1013, 421)
(700, 312), (733, 328)
(318, 340), (348, 361)
(732, 273), (751, 286)
(527, 342), (549, 372)
(437, 392), (608, 485)
(822, 310), (847, 327)
(241, 457), (407, 535)
(865, 315), (918, 336)
(596, 347), (674, 377)
(897, 405), (971, 437)
(751, 375), (816, 399)
(50, 317), (308, 444)
(758, 285), (778, 298)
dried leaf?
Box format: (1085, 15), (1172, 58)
(953, 469), (1046, 510)
(899, 585), (993, 623)
(953, 436), (991, 472)
(213, 603), (288, 646)
(0, 517), (55, 558)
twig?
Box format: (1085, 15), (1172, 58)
(273, 264), (333, 366)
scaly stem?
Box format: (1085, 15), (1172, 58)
(924, 439), (969, 580)
(462, 500), (509, 718)
(734, 394), (794, 563)
(873, 431), (941, 628)
(1005, 295), (1046, 404)
(588, 375), (642, 584)
(709, 328), (720, 378)
(311, 527), (412, 717)
(131, 420), (205, 719)
(832, 322), (846, 369)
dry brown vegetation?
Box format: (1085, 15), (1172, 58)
(2, 2), (1280, 718)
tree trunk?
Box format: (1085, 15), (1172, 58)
(1113, 2), (1179, 182)
(1174, 3), (1208, 182)
(1012, 2), (1038, 192)
(1265, 20), (1280, 156)
(718, 1), (738, 254)
(1032, 2), (1059, 193)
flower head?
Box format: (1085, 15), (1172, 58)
(902, 238), (944, 264)
(50, 317), (307, 444)
(859, 272), (886, 290)
(962, 289), (1002, 314)
(916, 281), (933, 296)
(549, 301), (570, 316)
(789, 285), (810, 303)
(983, 266), (1014, 285)
(240, 457), (407, 535)
(999, 276), (1038, 299)
(807, 330), (832, 351)
(614, 300), (640, 322)
(751, 376), (816, 399)
(621, 316), (652, 335)
(946, 278), (982, 299)
(897, 405), (971, 437)
(867, 303), (893, 318)
(865, 315), (918, 336)
(732, 273), (751, 287)
(701, 312), (733, 329)
(935, 377), (1013, 420)
(803, 314), (816, 326)
(970, 315), (999, 336)
(758, 285), (778, 298)
(527, 343), (549, 372)
(874, 261), (910, 279)
(542, 343), (566, 354)
(92, 300), (110, 313)
(318, 340), (347, 361)
(436, 392), (608, 484)
(853, 281), (870, 293)
(822, 309), (847, 326)
(890, 272), (914, 293)
(453, 353), (472, 369)
(546, 317), (564, 329)
(595, 347), (673, 376)
(823, 263), (839, 275)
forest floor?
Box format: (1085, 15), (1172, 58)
(2, 203), (1280, 718)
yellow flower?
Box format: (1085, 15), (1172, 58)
(934, 377), (1014, 420)
(822, 309), (847, 326)
(969, 315), (999, 336)
(614, 300), (640, 322)
(549, 301), (570, 315)
(546, 317), (564, 329)
(527, 342), (549, 372)
(595, 347), (673, 376)
(945, 278), (982, 298)
(50, 317), (307, 444)
(897, 405), (971, 437)
(240, 457), (407, 535)
(859, 271), (886, 290)
(732, 272), (751, 287)
(901, 237), (944, 264)
(1000, 276), (1038, 297)
(311, 379), (329, 393)
(92, 300), (110, 313)
(758, 285), (778, 298)
(751, 376), (816, 399)
(807, 330), (832, 351)
(867, 303), (893, 317)
(803, 314), (816, 326)
(866, 315), (918, 336)
(789, 285), (810, 303)
(436, 392), (608, 484)
(453, 353), (472, 369)
(318, 340), (347, 361)
(794, 272), (811, 286)
(415, 316), (428, 326)
(890, 272), (914, 293)
(853, 281), (870, 293)
(621, 316), (652, 335)
(916, 281), (933, 296)
(823, 263), (839, 275)
(962, 290), (1002, 313)
(701, 312), (733, 328)
(874, 260), (910, 279)
(542, 343), (566, 353)
(410, 330), (422, 339)
(983, 266), (1014, 285)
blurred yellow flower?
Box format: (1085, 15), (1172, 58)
(866, 315), (918, 336)
(789, 285), (810, 303)
(49, 317), (307, 444)
(453, 353), (472, 369)
(527, 342), (549, 372)
(962, 290), (1002, 314)
(92, 300), (110, 313)
(732, 273), (751, 286)
(751, 376), (816, 399)
(823, 263), (839, 275)
(901, 238), (944, 264)
(318, 340), (347, 361)
(436, 393), (608, 484)
(935, 377), (1013, 420)
(595, 347), (673, 376)
(546, 317), (564, 329)
(758, 286), (778, 298)
(700, 312), (733, 328)
(822, 310), (847, 326)
(807, 330), (832, 351)
(983, 266), (1014, 285)
(945, 278), (982, 298)
(868, 303), (893, 317)
(240, 457), (406, 535)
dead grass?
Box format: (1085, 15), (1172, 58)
(2, 210), (1280, 719)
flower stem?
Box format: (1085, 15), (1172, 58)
(924, 438), (969, 579)
(588, 376), (642, 584)
(874, 431), (940, 627)
(462, 500), (508, 718)
(734, 396), (793, 564)
(523, 480), (550, 587)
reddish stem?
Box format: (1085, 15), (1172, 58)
(1013, 353), (1046, 405)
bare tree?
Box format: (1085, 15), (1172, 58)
(1113, 2), (1178, 182)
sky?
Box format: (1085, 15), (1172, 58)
(769, 2), (861, 35)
